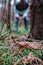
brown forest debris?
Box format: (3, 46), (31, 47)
(17, 41), (41, 50)
(12, 52), (43, 65)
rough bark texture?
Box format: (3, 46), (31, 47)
(29, 0), (43, 40)
(7, 0), (11, 31)
(0, 0), (11, 34)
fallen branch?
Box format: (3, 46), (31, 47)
(17, 41), (41, 50)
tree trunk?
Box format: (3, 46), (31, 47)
(7, 0), (11, 31)
(29, 0), (43, 40)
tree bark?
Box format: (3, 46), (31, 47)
(7, 0), (11, 32)
(29, 0), (43, 40)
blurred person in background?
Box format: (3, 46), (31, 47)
(14, 0), (31, 32)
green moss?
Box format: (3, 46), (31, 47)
(13, 56), (19, 62)
(23, 49), (31, 55)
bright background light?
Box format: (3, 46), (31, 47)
(0, 4), (2, 8)
(11, 0), (14, 5)
(11, 0), (20, 5)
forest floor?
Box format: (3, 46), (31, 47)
(0, 21), (43, 65)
